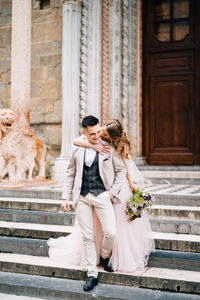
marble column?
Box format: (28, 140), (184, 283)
(53, 0), (81, 182)
(87, 0), (102, 120)
(11, 0), (32, 126)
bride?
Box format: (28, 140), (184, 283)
(48, 119), (154, 273)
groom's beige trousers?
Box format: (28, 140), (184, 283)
(75, 192), (116, 278)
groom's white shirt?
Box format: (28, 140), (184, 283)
(62, 144), (127, 207)
(84, 148), (96, 167)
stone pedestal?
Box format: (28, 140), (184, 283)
(53, 0), (81, 182)
(11, 0), (31, 126)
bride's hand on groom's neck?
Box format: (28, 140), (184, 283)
(92, 143), (110, 155)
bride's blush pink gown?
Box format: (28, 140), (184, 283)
(48, 159), (155, 273)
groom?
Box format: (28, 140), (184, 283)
(61, 115), (126, 291)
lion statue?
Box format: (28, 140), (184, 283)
(0, 109), (45, 182)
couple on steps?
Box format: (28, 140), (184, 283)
(48, 115), (154, 292)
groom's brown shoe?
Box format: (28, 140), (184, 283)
(83, 276), (98, 292)
(100, 256), (113, 272)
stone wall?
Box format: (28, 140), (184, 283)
(31, 2), (62, 177)
(0, 1), (63, 178)
(0, 0), (12, 109)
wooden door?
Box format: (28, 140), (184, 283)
(143, 0), (200, 164)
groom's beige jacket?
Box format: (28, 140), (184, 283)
(62, 145), (127, 207)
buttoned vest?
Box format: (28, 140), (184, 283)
(80, 151), (106, 197)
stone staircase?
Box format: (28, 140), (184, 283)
(0, 175), (200, 299)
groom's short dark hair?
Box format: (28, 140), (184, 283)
(82, 115), (99, 128)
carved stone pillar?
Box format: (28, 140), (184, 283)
(11, 0), (32, 126)
(128, 0), (145, 164)
(122, 0), (129, 133)
(101, 0), (109, 124)
(53, 0), (81, 182)
(87, 0), (102, 120)
(108, 0), (122, 121)
(79, 0), (88, 128)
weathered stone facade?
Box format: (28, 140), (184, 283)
(0, 0), (142, 180)
(0, 1), (63, 177)
(31, 2), (62, 177)
(0, 0), (12, 110)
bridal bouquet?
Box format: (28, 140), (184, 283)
(125, 188), (154, 221)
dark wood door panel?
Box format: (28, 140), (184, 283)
(150, 51), (194, 75)
(149, 76), (194, 155)
(147, 152), (194, 165)
(142, 0), (200, 165)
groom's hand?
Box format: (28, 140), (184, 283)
(61, 199), (70, 212)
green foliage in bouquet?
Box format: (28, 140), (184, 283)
(125, 188), (154, 221)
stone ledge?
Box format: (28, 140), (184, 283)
(0, 255), (199, 294)
(1, 237), (199, 272)
(0, 271), (199, 300)
(0, 208), (75, 226)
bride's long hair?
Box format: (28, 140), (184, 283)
(104, 119), (131, 159)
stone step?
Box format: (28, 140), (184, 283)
(0, 221), (199, 252)
(0, 207), (199, 235)
(1, 197), (200, 222)
(152, 194), (200, 207)
(0, 189), (61, 200)
(0, 236), (48, 257)
(1, 182), (200, 201)
(1, 236), (199, 272)
(148, 184), (200, 196)
(150, 218), (200, 235)
(0, 197), (64, 212)
(1, 208), (199, 235)
(142, 171), (200, 185)
(0, 253), (200, 294)
(0, 221), (73, 239)
(0, 294), (45, 300)
(138, 165), (200, 171)
(1, 272), (199, 300)
(149, 205), (200, 220)
(0, 209), (199, 237)
(0, 208), (75, 226)
(153, 232), (200, 253)
(148, 249), (200, 272)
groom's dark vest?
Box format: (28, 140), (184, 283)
(80, 151), (106, 197)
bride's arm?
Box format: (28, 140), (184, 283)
(73, 135), (110, 154)
(74, 135), (91, 147)
(122, 155), (138, 192)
